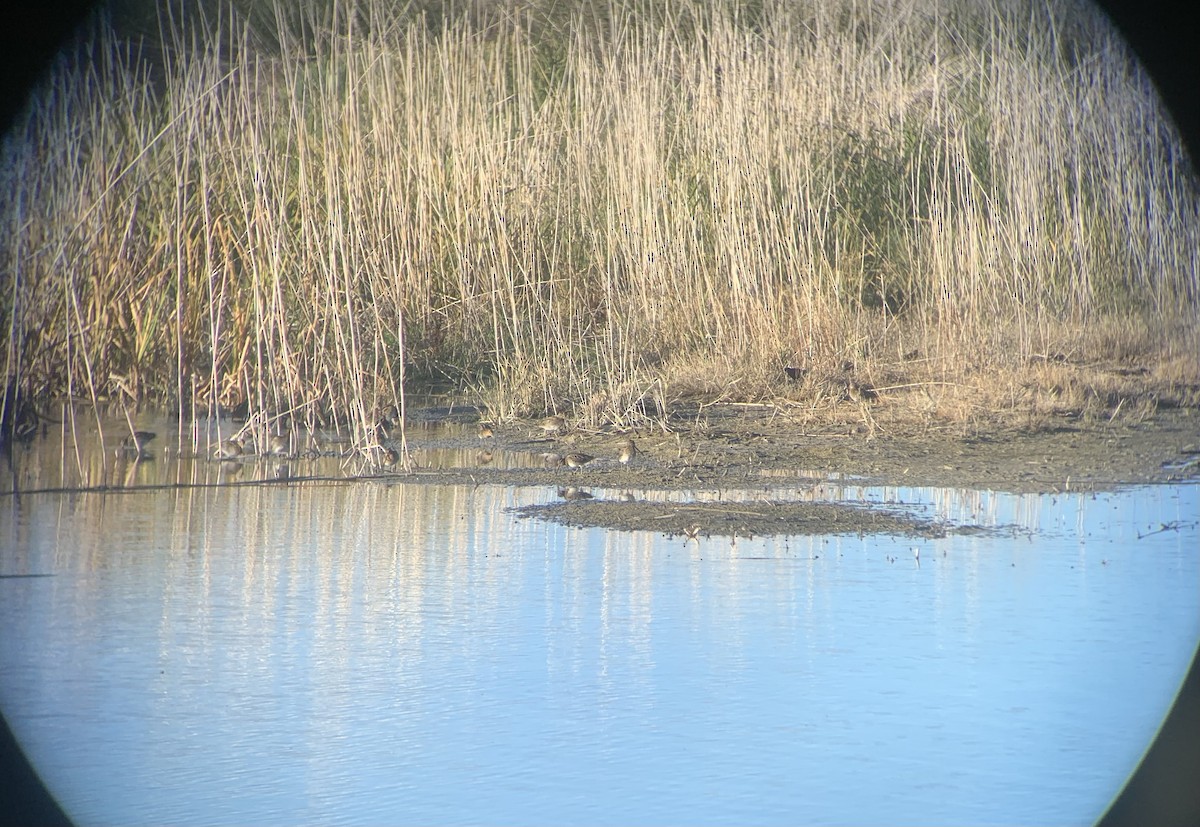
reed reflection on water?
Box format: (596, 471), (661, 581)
(0, 425), (1197, 826)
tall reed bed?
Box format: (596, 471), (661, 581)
(2, 0), (1197, 442)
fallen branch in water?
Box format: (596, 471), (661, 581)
(1137, 520), (1198, 539)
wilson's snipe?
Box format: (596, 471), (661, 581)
(617, 438), (638, 464)
(478, 423), (495, 439)
(213, 437), (244, 460)
(847, 381), (879, 403)
(564, 452), (595, 469)
(539, 415), (567, 437)
(119, 430), (157, 457)
(266, 433), (290, 457)
(370, 405), (399, 440)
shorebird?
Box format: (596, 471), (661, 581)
(119, 430), (157, 457)
(213, 436), (244, 460)
(478, 423), (495, 439)
(564, 452), (595, 469)
(847, 381), (878, 403)
(381, 446), (400, 468)
(266, 433), (290, 457)
(539, 415), (567, 437)
(617, 438), (638, 464)
(541, 452), (565, 468)
(370, 405), (398, 439)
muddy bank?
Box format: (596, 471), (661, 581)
(510, 499), (953, 539)
(396, 405), (1199, 493)
(10, 401), (1191, 538)
(380, 405), (1199, 537)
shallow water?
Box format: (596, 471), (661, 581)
(0, 418), (1197, 826)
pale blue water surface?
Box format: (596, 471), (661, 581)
(0, 426), (1197, 826)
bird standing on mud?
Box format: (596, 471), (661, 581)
(564, 452), (595, 469)
(539, 415), (567, 437)
(617, 438), (638, 464)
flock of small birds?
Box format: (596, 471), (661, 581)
(469, 415), (643, 474)
(114, 414), (690, 532)
(112, 428), (299, 469)
(525, 417), (640, 475)
(515, 417), (649, 513)
(212, 433), (293, 461)
(116, 413), (644, 496)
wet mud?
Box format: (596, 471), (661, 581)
(384, 406), (1200, 537)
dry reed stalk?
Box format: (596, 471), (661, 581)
(0, 0), (1196, 437)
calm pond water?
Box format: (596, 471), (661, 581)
(0, 417), (1197, 826)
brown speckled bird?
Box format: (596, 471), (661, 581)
(539, 415), (567, 437)
(213, 436), (244, 460)
(266, 433), (290, 457)
(564, 452), (595, 469)
(617, 438), (638, 464)
(119, 430), (157, 457)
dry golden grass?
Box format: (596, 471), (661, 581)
(664, 313), (1200, 436)
(1, 0), (1197, 446)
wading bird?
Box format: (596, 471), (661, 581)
(119, 430), (157, 457)
(539, 415), (567, 437)
(266, 433), (290, 457)
(213, 436), (244, 460)
(564, 452), (595, 469)
(617, 438), (638, 464)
